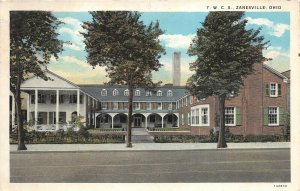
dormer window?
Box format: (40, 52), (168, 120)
(157, 90), (162, 97)
(101, 89), (107, 96)
(146, 90), (152, 96)
(167, 90), (173, 97)
(113, 89), (119, 96)
(124, 89), (129, 96)
(135, 90), (140, 96)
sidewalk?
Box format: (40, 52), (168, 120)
(10, 142), (290, 152)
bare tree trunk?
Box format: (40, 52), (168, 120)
(15, 52), (27, 150)
(217, 94), (227, 148)
(126, 81), (133, 148)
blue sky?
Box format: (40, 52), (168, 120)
(49, 12), (290, 84)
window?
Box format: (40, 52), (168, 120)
(51, 94), (64, 104)
(188, 113), (191, 125)
(113, 89), (119, 96)
(167, 90), (172, 97)
(31, 94), (35, 104)
(146, 90), (152, 96)
(101, 102), (107, 110)
(146, 102), (151, 110)
(225, 107), (235, 126)
(69, 95), (77, 104)
(124, 89), (129, 96)
(38, 94), (46, 103)
(266, 83), (281, 97)
(189, 96), (193, 104)
(101, 89), (107, 96)
(150, 115), (155, 123)
(134, 102), (140, 110)
(191, 105), (209, 126)
(268, 107), (278, 125)
(201, 108), (208, 125)
(157, 90), (162, 97)
(80, 95), (83, 104)
(59, 95), (64, 103)
(50, 95), (56, 104)
(157, 102), (162, 110)
(123, 102), (128, 110)
(113, 102), (118, 110)
(135, 90), (140, 96)
(195, 108), (199, 124)
(168, 103), (173, 110)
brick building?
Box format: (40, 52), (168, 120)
(176, 62), (290, 136)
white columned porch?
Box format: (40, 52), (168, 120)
(34, 89), (38, 127)
(94, 113), (97, 128)
(56, 90), (59, 130)
(12, 94), (15, 127)
(27, 93), (30, 122)
(77, 89), (80, 116)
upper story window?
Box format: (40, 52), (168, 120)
(157, 90), (162, 97)
(146, 90), (152, 96)
(101, 89), (107, 96)
(266, 83), (281, 97)
(112, 89), (119, 96)
(124, 89), (129, 96)
(101, 102), (107, 110)
(38, 94), (46, 104)
(167, 90), (173, 97)
(135, 90), (140, 96)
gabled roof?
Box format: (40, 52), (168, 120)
(21, 69), (99, 101)
(263, 64), (289, 80)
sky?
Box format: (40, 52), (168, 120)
(49, 12), (290, 85)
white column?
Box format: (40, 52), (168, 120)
(12, 95), (15, 127)
(27, 93), (30, 122)
(34, 89), (38, 127)
(56, 90), (59, 130)
(160, 114), (166, 128)
(84, 95), (86, 122)
(77, 89), (80, 116)
(175, 113), (179, 127)
(94, 113), (97, 128)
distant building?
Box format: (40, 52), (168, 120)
(172, 52), (181, 86)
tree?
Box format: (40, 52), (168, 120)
(10, 11), (64, 150)
(187, 12), (268, 148)
(82, 11), (165, 147)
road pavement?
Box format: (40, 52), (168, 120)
(10, 148), (290, 183)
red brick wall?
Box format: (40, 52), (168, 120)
(178, 63), (288, 136)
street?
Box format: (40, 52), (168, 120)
(10, 148), (290, 183)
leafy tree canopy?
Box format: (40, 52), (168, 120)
(187, 11), (269, 98)
(10, 11), (64, 92)
(82, 11), (165, 89)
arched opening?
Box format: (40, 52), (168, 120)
(97, 113), (112, 129)
(147, 113), (162, 128)
(113, 113), (127, 129)
(163, 114), (178, 128)
(132, 113), (145, 128)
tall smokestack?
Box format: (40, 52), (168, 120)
(172, 51), (181, 86)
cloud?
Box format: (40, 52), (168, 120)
(159, 34), (195, 49)
(58, 17), (86, 51)
(246, 17), (289, 37)
(49, 56), (108, 84)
